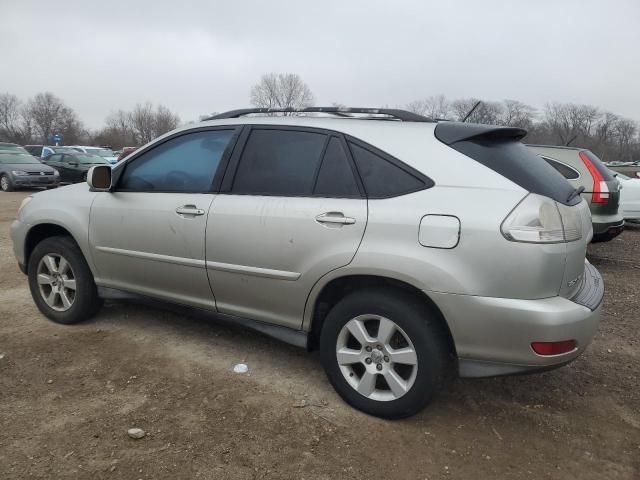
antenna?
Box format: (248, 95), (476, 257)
(462, 101), (482, 123)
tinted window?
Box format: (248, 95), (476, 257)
(47, 154), (63, 163)
(349, 143), (425, 198)
(448, 138), (578, 206)
(233, 129), (326, 195)
(543, 158), (579, 179)
(119, 130), (234, 192)
(313, 137), (360, 197)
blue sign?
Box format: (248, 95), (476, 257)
(52, 133), (63, 145)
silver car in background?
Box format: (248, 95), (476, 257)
(10, 107), (603, 418)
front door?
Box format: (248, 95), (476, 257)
(206, 128), (367, 328)
(89, 128), (238, 310)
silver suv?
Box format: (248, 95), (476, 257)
(11, 107), (603, 419)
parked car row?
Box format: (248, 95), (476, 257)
(0, 142), (117, 191)
(10, 107), (607, 418)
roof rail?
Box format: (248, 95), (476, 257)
(204, 107), (433, 122)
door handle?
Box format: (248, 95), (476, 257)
(176, 205), (205, 216)
(315, 212), (356, 225)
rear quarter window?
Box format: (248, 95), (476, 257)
(542, 157), (580, 180)
(347, 141), (430, 198)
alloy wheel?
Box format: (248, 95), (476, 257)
(36, 254), (77, 312)
(336, 314), (418, 401)
(0, 176), (8, 191)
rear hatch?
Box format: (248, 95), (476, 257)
(435, 122), (591, 299)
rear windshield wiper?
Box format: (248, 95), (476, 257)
(567, 185), (585, 203)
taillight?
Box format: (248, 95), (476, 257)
(579, 151), (609, 203)
(531, 340), (577, 356)
(501, 194), (582, 243)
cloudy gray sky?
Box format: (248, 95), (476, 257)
(2, 0), (639, 128)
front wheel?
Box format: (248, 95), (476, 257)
(28, 236), (103, 324)
(0, 174), (14, 192)
(320, 288), (449, 419)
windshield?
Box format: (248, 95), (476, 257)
(75, 154), (109, 164)
(85, 148), (114, 158)
(0, 152), (41, 164)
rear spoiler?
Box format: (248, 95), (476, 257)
(435, 122), (527, 145)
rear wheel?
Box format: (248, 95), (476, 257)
(28, 236), (103, 324)
(320, 288), (449, 419)
(0, 174), (14, 192)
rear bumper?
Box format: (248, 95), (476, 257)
(427, 262), (603, 378)
(592, 219), (624, 242)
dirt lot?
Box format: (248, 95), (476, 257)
(0, 190), (638, 480)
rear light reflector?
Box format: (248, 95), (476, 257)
(531, 340), (577, 356)
(579, 151), (609, 204)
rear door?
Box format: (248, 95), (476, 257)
(205, 127), (367, 329)
(89, 127), (239, 309)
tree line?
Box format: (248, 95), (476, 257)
(405, 95), (639, 161)
(0, 92), (180, 149)
(248, 73), (639, 161)
(2, 74), (639, 161)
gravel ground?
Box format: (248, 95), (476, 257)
(0, 190), (638, 479)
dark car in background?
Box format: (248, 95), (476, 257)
(41, 152), (110, 183)
(24, 145), (44, 158)
(25, 145), (80, 159)
(0, 151), (59, 191)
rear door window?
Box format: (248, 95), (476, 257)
(313, 137), (360, 197)
(348, 142), (426, 198)
(232, 129), (327, 196)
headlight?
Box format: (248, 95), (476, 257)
(12, 170), (28, 176)
(17, 195), (33, 219)
(501, 194), (582, 243)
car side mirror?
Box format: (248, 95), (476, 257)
(87, 165), (112, 191)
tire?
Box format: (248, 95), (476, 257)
(28, 236), (103, 324)
(0, 174), (14, 192)
(320, 288), (449, 419)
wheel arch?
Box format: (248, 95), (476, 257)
(305, 273), (457, 360)
(24, 223), (86, 274)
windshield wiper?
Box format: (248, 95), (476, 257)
(567, 185), (585, 203)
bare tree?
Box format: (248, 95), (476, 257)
(130, 102), (156, 144)
(543, 102), (600, 146)
(109, 103), (181, 146)
(0, 93), (25, 142)
(500, 100), (536, 129)
(613, 117), (637, 161)
(406, 94), (450, 119)
(153, 105), (180, 137)
(250, 73), (314, 111)
(23, 92), (83, 144)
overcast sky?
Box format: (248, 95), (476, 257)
(2, 0), (639, 128)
